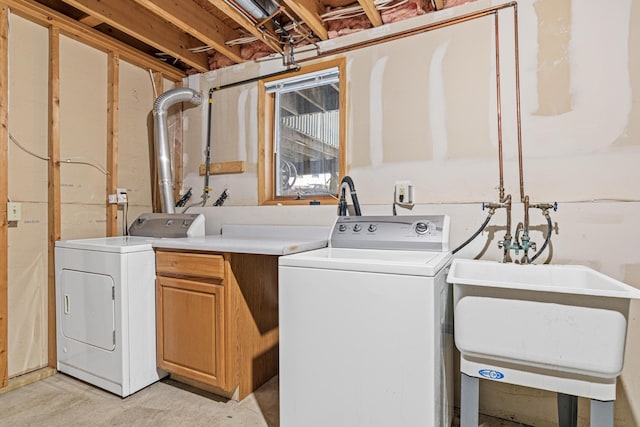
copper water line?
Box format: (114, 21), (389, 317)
(513, 4), (525, 202)
(493, 11), (505, 202)
(298, 2), (518, 62)
(297, 2), (523, 201)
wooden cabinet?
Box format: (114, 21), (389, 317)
(156, 275), (226, 388)
(155, 249), (279, 400)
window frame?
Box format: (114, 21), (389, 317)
(258, 58), (347, 205)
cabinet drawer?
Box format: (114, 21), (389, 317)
(156, 251), (225, 279)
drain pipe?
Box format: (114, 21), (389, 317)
(153, 88), (203, 213)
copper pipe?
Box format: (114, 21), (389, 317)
(494, 11), (505, 202)
(298, 2), (518, 63)
(299, 2), (521, 203)
(523, 194), (530, 234)
(513, 4), (525, 202)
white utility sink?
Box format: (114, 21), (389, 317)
(447, 259), (640, 400)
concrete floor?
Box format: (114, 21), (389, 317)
(0, 373), (529, 426)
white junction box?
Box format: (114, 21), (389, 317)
(395, 181), (414, 205)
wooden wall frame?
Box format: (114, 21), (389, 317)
(47, 26), (61, 369)
(257, 58), (347, 206)
(0, 1), (186, 388)
(106, 52), (119, 236)
(0, 3), (9, 389)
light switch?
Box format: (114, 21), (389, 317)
(7, 202), (21, 221)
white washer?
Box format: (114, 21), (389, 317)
(55, 213), (204, 397)
(279, 215), (454, 427)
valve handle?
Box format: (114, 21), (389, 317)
(553, 202), (558, 212)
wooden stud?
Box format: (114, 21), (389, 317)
(356, 0), (383, 27)
(281, 0), (329, 40)
(151, 73), (163, 213)
(78, 14), (101, 27)
(207, 0), (283, 54)
(171, 80), (184, 205)
(134, 0), (243, 64)
(60, 0), (209, 72)
(106, 52), (119, 236)
(198, 161), (246, 176)
(47, 26), (61, 369)
(5, 0), (185, 81)
(0, 3), (9, 389)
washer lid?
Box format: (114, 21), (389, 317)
(55, 236), (154, 253)
(279, 247), (451, 276)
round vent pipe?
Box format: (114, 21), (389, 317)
(153, 88), (203, 213)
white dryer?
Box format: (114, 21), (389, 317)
(279, 215), (454, 427)
(55, 213), (204, 397)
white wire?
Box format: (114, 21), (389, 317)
(9, 132), (109, 175)
(148, 69), (158, 98)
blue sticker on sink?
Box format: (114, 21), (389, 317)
(479, 369), (504, 380)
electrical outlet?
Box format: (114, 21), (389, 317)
(7, 202), (21, 221)
(117, 188), (128, 204)
(395, 181), (414, 205)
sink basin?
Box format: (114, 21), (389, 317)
(447, 259), (640, 399)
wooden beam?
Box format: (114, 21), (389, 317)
(207, 0), (283, 54)
(0, 3), (9, 390)
(59, 0), (209, 72)
(171, 81), (184, 204)
(106, 53), (119, 236)
(47, 26), (61, 370)
(134, 0), (243, 64)
(356, 0), (382, 27)
(78, 14), (101, 27)
(281, 0), (328, 40)
(151, 73), (163, 213)
(5, 0), (185, 81)
(198, 161), (246, 176)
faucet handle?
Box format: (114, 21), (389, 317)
(530, 241), (537, 252)
(498, 240), (505, 249)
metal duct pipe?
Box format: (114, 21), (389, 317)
(153, 88), (203, 213)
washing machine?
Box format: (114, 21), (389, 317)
(278, 215), (453, 427)
(55, 213), (204, 397)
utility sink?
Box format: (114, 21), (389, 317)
(447, 259), (640, 400)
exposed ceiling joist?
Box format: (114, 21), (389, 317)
(6, 0), (186, 80)
(281, 0), (328, 40)
(59, 0), (210, 72)
(78, 14), (100, 27)
(134, 0), (244, 64)
(356, 0), (382, 27)
(207, 0), (283, 54)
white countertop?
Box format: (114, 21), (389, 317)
(152, 224), (331, 255)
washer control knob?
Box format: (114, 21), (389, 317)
(338, 224), (347, 232)
(368, 224), (377, 233)
(415, 222), (430, 235)
(353, 224), (362, 232)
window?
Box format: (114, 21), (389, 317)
(258, 59), (346, 205)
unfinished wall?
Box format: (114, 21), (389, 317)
(183, 0), (640, 424)
(6, 14), (156, 378)
(7, 14), (49, 378)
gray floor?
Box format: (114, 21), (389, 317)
(0, 373), (528, 426)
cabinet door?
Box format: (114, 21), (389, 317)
(156, 275), (226, 388)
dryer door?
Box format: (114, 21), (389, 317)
(60, 269), (116, 351)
